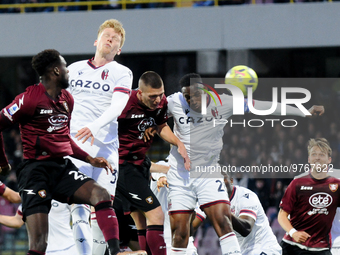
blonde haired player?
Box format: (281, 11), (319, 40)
(279, 138), (339, 254)
(67, 19), (137, 255)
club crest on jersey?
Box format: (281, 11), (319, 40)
(62, 101), (69, 113)
(101, 69), (109, 80)
(146, 196), (153, 204)
(329, 184), (338, 192)
(38, 190), (47, 198)
(211, 107), (219, 117)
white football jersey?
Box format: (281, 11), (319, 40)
(230, 186), (281, 254)
(67, 60), (132, 144)
(195, 186), (281, 255)
(167, 92), (234, 175)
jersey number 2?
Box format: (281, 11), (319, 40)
(215, 180), (225, 192)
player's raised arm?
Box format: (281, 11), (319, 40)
(75, 74), (132, 145)
(157, 123), (190, 171)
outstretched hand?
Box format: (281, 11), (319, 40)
(75, 127), (95, 145)
(308, 105), (324, 117)
(177, 142), (190, 171)
(86, 156), (113, 174)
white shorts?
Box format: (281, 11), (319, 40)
(68, 136), (118, 196)
(332, 247), (340, 255)
(167, 167), (229, 213)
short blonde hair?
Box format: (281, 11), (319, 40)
(307, 138), (332, 157)
(97, 19), (126, 48)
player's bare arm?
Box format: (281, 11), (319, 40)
(0, 211), (24, 229)
(2, 187), (21, 204)
(157, 123), (190, 170)
(150, 162), (169, 174)
(278, 208), (311, 243)
(231, 215), (255, 237)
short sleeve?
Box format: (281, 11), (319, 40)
(1, 91), (36, 124)
(113, 68), (133, 95)
(238, 191), (259, 221)
(279, 180), (297, 214)
(166, 94), (174, 117)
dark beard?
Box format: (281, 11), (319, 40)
(59, 78), (69, 89)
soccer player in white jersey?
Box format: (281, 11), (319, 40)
(0, 200), (78, 255)
(193, 172), (282, 255)
(66, 19), (134, 255)
(149, 159), (198, 255)
(166, 73), (324, 255)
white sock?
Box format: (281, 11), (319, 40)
(186, 236), (197, 255)
(72, 204), (92, 255)
(219, 232), (241, 255)
(91, 212), (107, 255)
(170, 247), (187, 255)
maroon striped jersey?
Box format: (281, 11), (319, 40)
(0, 83), (78, 165)
(118, 90), (168, 165)
(280, 172), (340, 249)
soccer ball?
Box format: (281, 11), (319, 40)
(225, 65), (258, 96)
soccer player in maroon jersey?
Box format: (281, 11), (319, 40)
(116, 71), (189, 255)
(278, 138), (340, 255)
(0, 49), (146, 255)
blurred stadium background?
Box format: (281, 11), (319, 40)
(0, 2), (340, 254)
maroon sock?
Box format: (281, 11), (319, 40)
(27, 250), (45, 255)
(146, 225), (166, 255)
(94, 200), (119, 241)
(137, 229), (151, 255)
